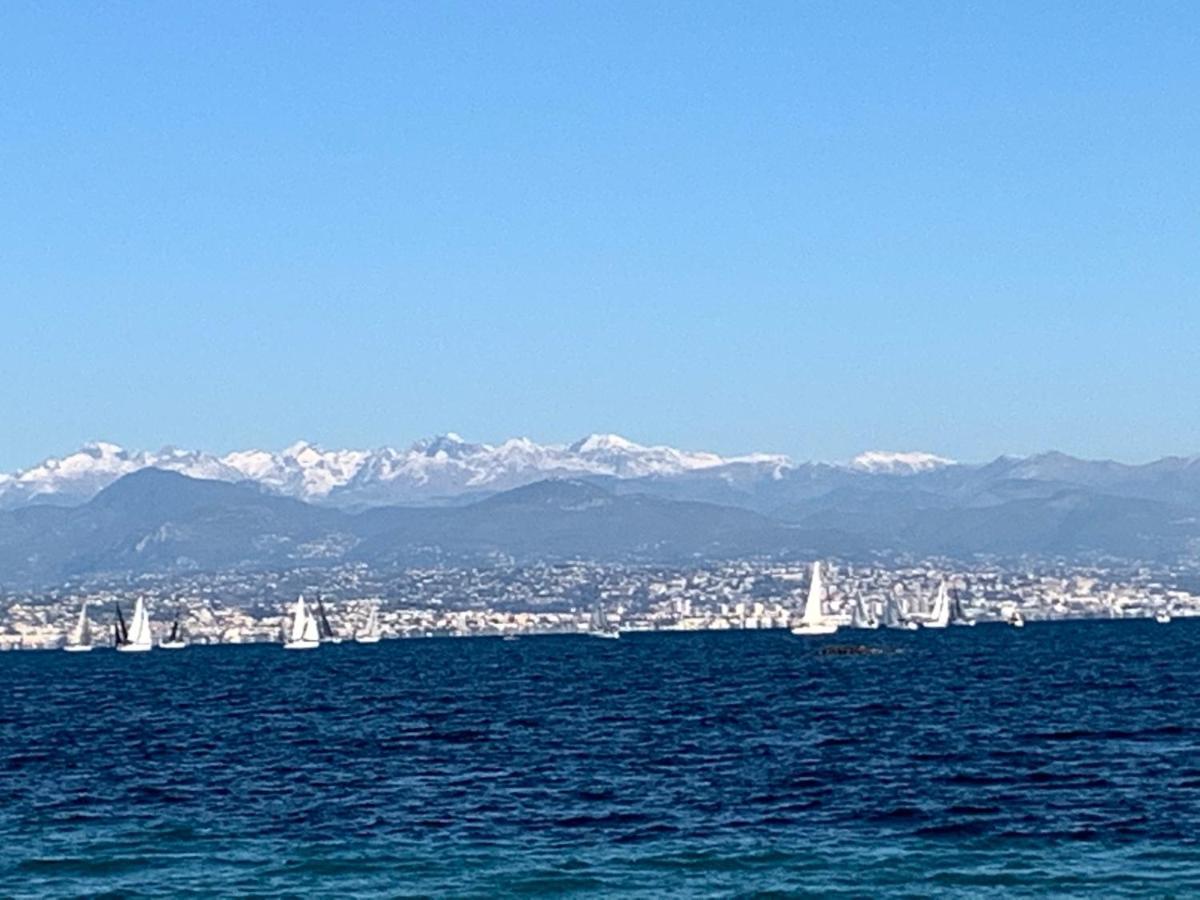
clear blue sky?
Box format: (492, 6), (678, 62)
(2, 2), (1198, 471)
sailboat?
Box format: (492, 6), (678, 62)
(588, 603), (620, 639)
(284, 595), (321, 650)
(950, 586), (975, 626)
(849, 596), (879, 630)
(923, 580), (951, 629)
(883, 593), (920, 630)
(160, 611), (188, 649)
(1155, 608), (1172, 624)
(315, 596), (342, 644)
(116, 597), (153, 652)
(113, 603), (127, 648)
(355, 604), (382, 643)
(790, 562), (839, 636)
(63, 601), (93, 652)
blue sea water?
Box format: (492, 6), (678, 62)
(3, 621), (1200, 897)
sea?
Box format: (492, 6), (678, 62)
(3, 621), (1200, 897)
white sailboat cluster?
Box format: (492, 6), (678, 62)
(64, 598), (193, 652)
(284, 596), (386, 648)
(116, 598), (153, 652)
(790, 565), (985, 636)
(284, 595), (321, 650)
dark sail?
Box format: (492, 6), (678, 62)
(316, 597), (335, 640)
(114, 603), (129, 644)
(950, 589), (969, 624)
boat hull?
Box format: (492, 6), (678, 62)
(283, 640), (320, 650)
(588, 631), (620, 640)
(160, 641), (188, 650)
(116, 643), (152, 653)
(63, 644), (93, 653)
(790, 624), (839, 636)
(355, 635), (381, 644)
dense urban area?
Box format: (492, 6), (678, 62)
(3, 558), (1199, 650)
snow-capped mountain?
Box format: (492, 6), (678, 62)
(0, 442), (246, 509)
(849, 450), (957, 475)
(221, 442), (370, 499)
(0, 434), (798, 510)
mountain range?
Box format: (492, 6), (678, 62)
(3, 435), (1200, 583)
(0, 434), (917, 510)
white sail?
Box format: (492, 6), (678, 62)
(72, 602), (90, 644)
(356, 604), (382, 643)
(285, 595), (321, 648)
(118, 597), (153, 652)
(884, 592), (919, 630)
(926, 580), (951, 628)
(587, 603), (619, 639)
(64, 601), (93, 651)
(791, 561), (838, 635)
(289, 596), (310, 643)
(801, 562), (826, 624)
(850, 596), (879, 629)
(301, 608), (320, 643)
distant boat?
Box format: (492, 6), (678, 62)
(315, 596), (342, 644)
(950, 586), (975, 627)
(1006, 609), (1026, 628)
(284, 596), (321, 650)
(1155, 609), (1172, 624)
(116, 597), (153, 652)
(849, 596), (879, 630)
(790, 562), (839, 636)
(355, 604), (382, 644)
(588, 603), (620, 639)
(923, 580), (951, 629)
(160, 611), (188, 650)
(112, 602), (127, 649)
(883, 593), (919, 631)
(502, 634), (520, 642)
(63, 601), (93, 652)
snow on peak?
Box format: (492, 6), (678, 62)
(0, 433), (799, 510)
(81, 441), (126, 457)
(569, 433), (641, 454)
(850, 450), (956, 475)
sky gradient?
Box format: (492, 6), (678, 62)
(2, 2), (1198, 471)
